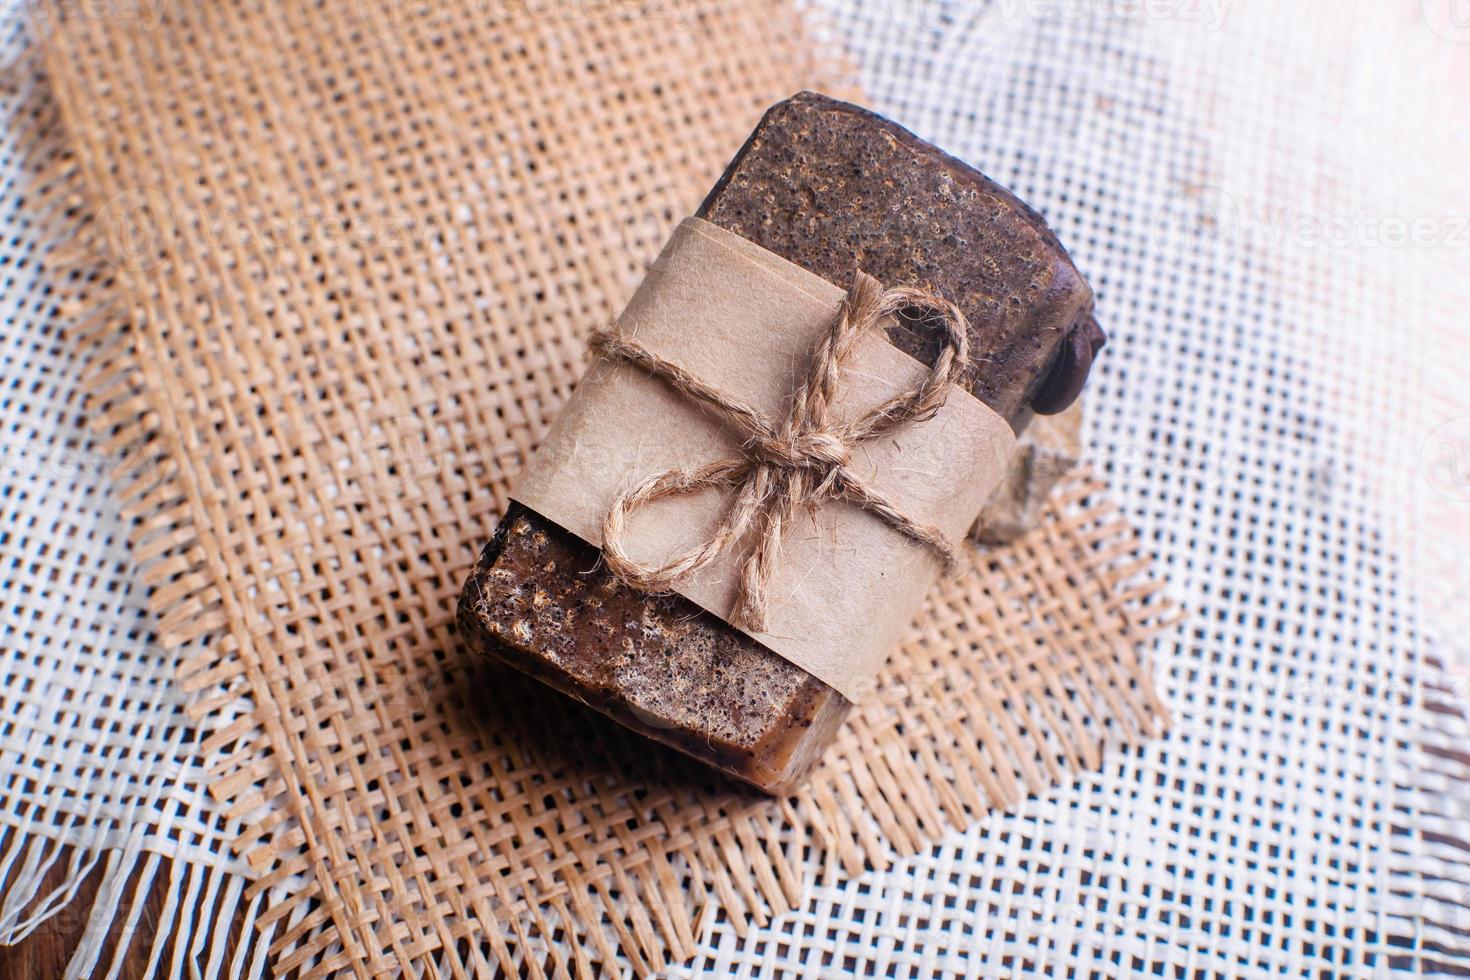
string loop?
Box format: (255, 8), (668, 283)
(592, 271), (971, 633)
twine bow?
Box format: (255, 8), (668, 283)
(592, 272), (971, 633)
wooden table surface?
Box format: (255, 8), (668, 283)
(0, 835), (263, 980)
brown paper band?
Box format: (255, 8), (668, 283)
(512, 217), (1016, 700)
(589, 267), (972, 635)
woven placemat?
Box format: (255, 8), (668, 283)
(39, 0), (1173, 975)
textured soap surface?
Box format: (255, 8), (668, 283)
(458, 92), (1097, 793)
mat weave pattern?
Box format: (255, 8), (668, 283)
(0, 23), (278, 979)
(39, 1), (1171, 974)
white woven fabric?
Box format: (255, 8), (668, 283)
(0, 12), (285, 978)
(674, 1), (1470, 976)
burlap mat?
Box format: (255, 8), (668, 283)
(39, 0), (1173, 974)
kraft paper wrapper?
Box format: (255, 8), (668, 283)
(512, 218), (1016, 700)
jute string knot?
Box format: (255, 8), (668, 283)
(590, 271), (972, 633)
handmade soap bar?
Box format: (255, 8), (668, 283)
(458, 92), (1101, 793)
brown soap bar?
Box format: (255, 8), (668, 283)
(458, 92), (1097, 793)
